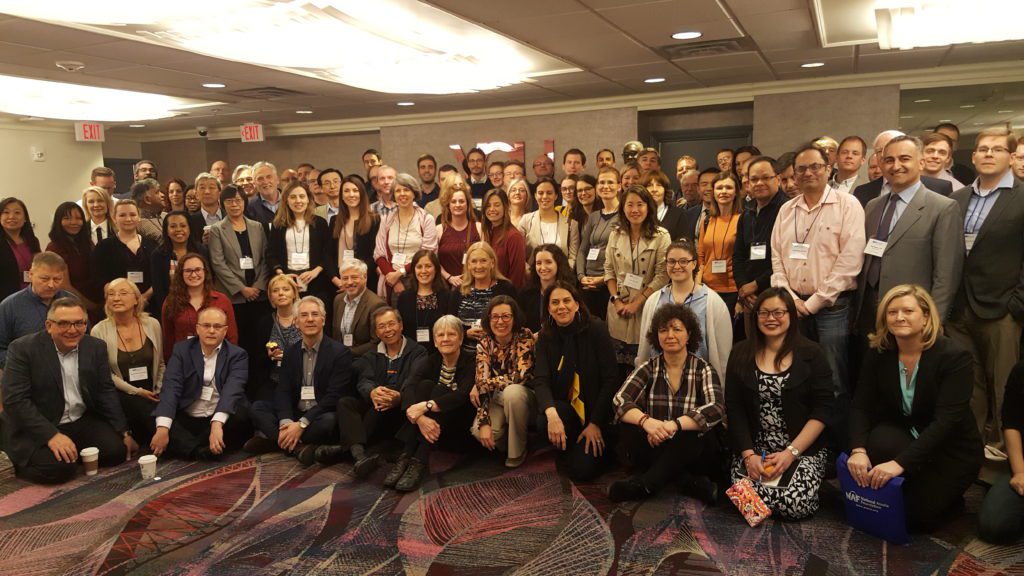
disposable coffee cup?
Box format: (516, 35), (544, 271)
(80, 447), (99, 476)
(138, 454), (158, 480)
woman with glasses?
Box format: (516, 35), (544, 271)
(572, 174), (597, 227)
(698, 172), (743, 314)
(451, 241), (516, 352)
(481, 189), (527, 289)
(330, 175), (380, 295)
(91, 278), (165, 446)
(436, 185), (481, 289)
(637, 240), (731, 378)
(518, 176), (580, 270)
(470, 295), (536, 468)
(160, 252), (238, 360)
(506, 179), (532, 229)
(725, 288), (833, 519)
(150, 210), (207, 321)
(93, 199), (157, 312)
(397, 250), (451, 356)
(577, 167), (621, 320)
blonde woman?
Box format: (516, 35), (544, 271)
(451, 241), (516, 352)
(254, 274), (303, 401)
(82, 185), (115, 245)
(424, 172), (468, 220)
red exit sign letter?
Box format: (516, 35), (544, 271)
(74, 122), (104, 142)
(240, 123), (264, 143)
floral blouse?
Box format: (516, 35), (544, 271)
(474, 328), (535, 427)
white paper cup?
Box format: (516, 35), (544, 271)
(138, 454), (158, 480)
(80, 447), (99, 476)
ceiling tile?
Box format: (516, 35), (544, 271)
(858, 48), (947, 73)
(772, 57), (855, 75)
(687, 63), (774, 82)
(762, 46), (855, 63)
(430, 0), (586, 25)
(675, 51), (764, 71)
(0, 19), (116, 50)
(724, 0), (807, 15)
(597, 0), (729, 28)
(942, 40), (1024, 66)
(499, 12), (660, 68)
(594, 61), (686, 81)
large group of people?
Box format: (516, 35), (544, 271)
(2, 124), (1024, 543)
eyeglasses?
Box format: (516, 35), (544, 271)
(576, 185), (594, 193)
(976, 146), (1010, 155)
(197, 322), (227, 331)
(52, 320), (88, 331)
(794, 163), (827, 174)
(756, 309), (789, 320)
(106, 290), (134, 298)
(490, 313), (513, 322)
(666, 258), (694, 268)
(182, 267), (204, 276)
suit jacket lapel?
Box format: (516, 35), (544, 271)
(976, 186), (1016, 246)
(41, 339), (64, 405)
(247, 220), (263, 258)
(214, 345), (228, 390)
(886, 188), (926, 248)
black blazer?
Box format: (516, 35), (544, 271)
(397, 287), (452, 356)
(267, 216), (336, 294)
(187, 210), (223, 245)
(274, 335), (352, 424)
(328, 215), (380, 295)
(658, 204), (689, 242)
(725, 338), (834, 457)
(245, 195), (277, 233)
(950, 179), (1024, 321)
(0, 332), (128, 469)
(92, 234), (158, 295)
(531, 318), (618, 427)
(680, 204), (702, 242)
(401, 349), (476, 412)
(0, 236), (37, 303)
(733, 190), (785, 293)
(517, 285), (545, 333)
(853, 175), (953, 208)
(850, 335), (982, 474)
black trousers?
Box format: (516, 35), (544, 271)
(233, 300), (271, 402)
(581, 285), (609, 321)
(402, 385), (477, 460)
(866, 422), (982, 530)
(336, 395), (405, 450)
(17, 412), (126, 484)
(622, 425), (722, 494)
(119, 391), (158, 447)
(541, 401), (607, 481)
(250, 400), (339, 446)
(167, 405), (251, 458)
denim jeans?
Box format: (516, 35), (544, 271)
(798, 293), (850, 452)
(978, 472), (1024, 543)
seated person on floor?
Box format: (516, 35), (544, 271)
(315, 306), (425, 476)
(151, 307), (251, 460)
(979, 358), (1024, 543)
(1, 297), (138, 484)
(0, 251), (73, 369)
(246, 296), (351, 466)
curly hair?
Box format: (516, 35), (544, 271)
(644, 303), (702, 355)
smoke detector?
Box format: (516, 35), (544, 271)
(55, 61), (85, 72)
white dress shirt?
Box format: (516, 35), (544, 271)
(56, 345), (86, 424)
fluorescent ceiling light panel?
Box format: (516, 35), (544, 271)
(0, 0), (579, 95)
(876, 0), (1024, 49)
(0, 74), (217, 121)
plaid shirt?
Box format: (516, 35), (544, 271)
(613, 353), (724, 434)
(475, 328), (535, 427)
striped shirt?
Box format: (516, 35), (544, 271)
(613, 353), (724, 434)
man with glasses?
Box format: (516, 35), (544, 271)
(734, 157), (786, 312)
(1, 297), (136, 483)
(771, 142), (865, 452)
(465, 148), (490, 200)
(853, 130), (953, 207)
(313, 169), (343, 227)
(320, 307), (425, 476)
(151, 307), (250, 460)
(245, 297), (351, 466)
(0, 252), (72, 369)
(947, 127), (1024, 459)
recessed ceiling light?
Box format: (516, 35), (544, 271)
(913, 98), (931, 103)
(801, 62), (825, 68)
(671, 31), (702, 40)
(644, 77), (666, 84)
(959, 104), (975, 108)
(128, 124), (146, 127)
(939, 119), (952, 122)
(973, 122), (985, 125)
(202, 83), (225, 88)
(899, 115), (913, 119)
(998, 109), (1014, 114)
(296, 110), (313, 114)
(397, 101), (415, 106)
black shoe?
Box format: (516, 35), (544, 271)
(243, 436), (277, 455)
(395, 457), (426, 492)
(192, 446), (222, 461)
(383, 454), (411, 488)
(353, 453), (381, 479)
(314, 445), (346, 465)
(608, 476), (650, 502)
(680, 475), (718, 506)
(296, 444), (318, 467)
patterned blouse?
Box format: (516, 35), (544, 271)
(474, 328), (535, 427)
(613, 352), (724, 434)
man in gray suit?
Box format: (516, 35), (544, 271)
(854, 135), (964, 334)
(947, 127), (1024, 456)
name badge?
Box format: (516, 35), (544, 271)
(342, 249), (354, 261)
(289, 252), (310, 270)
(864, 238), (887, 257)
(22, 270), (29, 283)
(300, 386), (316, 401)
(128, 366), (148, 382)
(750, 244), (767, 261)
(473, 198), (483, 210)
(623, 273), (644, 290)
(343, 334), (353, 347)
(127, 271), (145, 283)
(462, 252), (467, 265)
(239, 256), (254, 270)
(391, 252), (407, 267)
(711, 259), (727, 274)
(416, 328), (430, 343)
(200, 386), (214, 401)
(587, 248), (600, 261)
(473, 319), (482, 327)
(789, 243), (810, 260)
(965, 233), (977, 251)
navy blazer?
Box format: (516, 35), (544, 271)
(154, 337), (248, 420)
(1, 331), (127, 469)
(273, 335), (352, 423)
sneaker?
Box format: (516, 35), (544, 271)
(383, 454), (411, 488)
(505, 454), (526, 468)
(296, 444), (318, 467)
(314, 445), (346, 465)
(353, 453), (381, 479)
(608, 477), (650, 502)
(985, 445), (1008, 462)
(395, 457), (426, 492)
(243, 436), (278, 455)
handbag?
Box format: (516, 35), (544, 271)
(726, 477), (772, 527)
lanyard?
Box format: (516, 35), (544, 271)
(708, 215), (732, 261)
(964, 193), (989, 234)
(793, 188), (831, 244)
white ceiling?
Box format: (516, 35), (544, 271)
(0, 1), (1022, 136)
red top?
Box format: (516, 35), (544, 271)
(489, 227), (527, 289)
(46, 241), (93, 299)
(160, 290), (239, 360)
(438, 223), (480, 278)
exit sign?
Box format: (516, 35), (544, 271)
(240, 123), (264, 142)
(75, 122), (104, 142)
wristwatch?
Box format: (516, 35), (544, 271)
(786, 444), (800, 457)
(299, 420), (309, 429)
(425, 400), (435, 412)
(609, 295), (619, 303)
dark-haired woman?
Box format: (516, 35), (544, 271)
(518, 177), (580, 269)
(45, 202), (98, 314)
(150, 210), (208, 321)
(160, 252), (238, 360)
(165, 178), (187, 212)
(0, 198), (41, 302)
(269, 181), (335, 325)
(481, 189), (527, 289)
(519, 244), (576, 333)
(642, 169), (688, 242)
(725, 288), (833, 519)
(532, 281), (617, 481)
(609, 303), (725, 501)
(330, 175), (380, 295)
(397, 250), (451, 356)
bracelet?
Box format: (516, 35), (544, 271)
(673, 418), (682, 432)
(638, 414), (649, 429)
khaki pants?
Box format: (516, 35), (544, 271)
(946, 309), (1022, 445)
(471, 384), (535, 459)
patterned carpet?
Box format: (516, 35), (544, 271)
(0, 447), (1021, 576)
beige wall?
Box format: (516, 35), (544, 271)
(639, 104), (754, 141)
(0, 122), (103, 236)
(223, 131), (380, 179)
(753, 85), (901, 158)
(380, 107), (638, 179)
(140, 137), (210, 185)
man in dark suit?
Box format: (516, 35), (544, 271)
(245, 161), (281, 231)
(188, 173), (225, 244)
(333, 259), (386, 357)
(853, 130), (953, 207)
(151, 307), (250, 460)
(245, 296), (351, 465)
(946, 127), (1024, 456)
(1, 298), (137, 483)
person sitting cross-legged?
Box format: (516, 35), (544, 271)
(245, 296), (351, 465)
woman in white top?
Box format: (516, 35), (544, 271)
(636, 240), (732, 378)
(267, 181), (334, 311)
(517, 177), (580, 269)
(374, 173), (439, 301)
(506, 178), (532, 229)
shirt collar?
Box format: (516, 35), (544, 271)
(54, 342), (79, 358)
(891, 180), (922, 205)
(303, 334), (323, 355)
(377, 337), (408, 359)
(971, 170), (1015, 197)
(202, 342), (223, 360)
(345, 288), (366, 305)
(201, 207), (221, 219)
